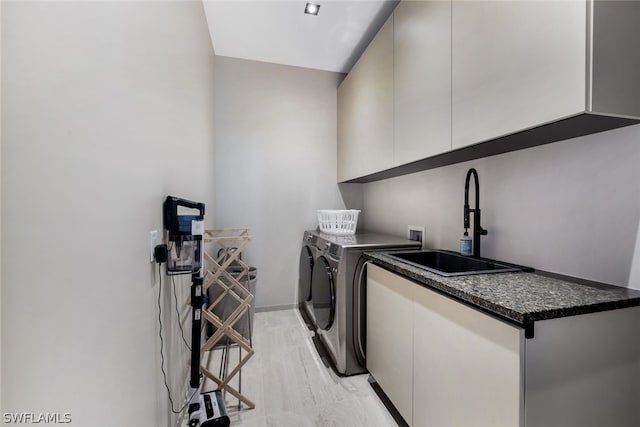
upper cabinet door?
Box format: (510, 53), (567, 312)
(452, 0), (587, 150)
(337, 72), (360, 182)
(394, 0), (452, 166)
(337, 15), (394, 182)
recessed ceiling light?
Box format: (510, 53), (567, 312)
(304, 3), (320, 16)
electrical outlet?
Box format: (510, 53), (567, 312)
(408, 225), (426, 249)
(149, 230), (158, 262)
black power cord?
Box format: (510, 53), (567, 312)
(172, 275), (191, 351)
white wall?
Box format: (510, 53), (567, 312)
(1, 2), (215, 425)
(0, 0), (3, 412)
(214, 56), (345, 309)
(361, 123), (640, 289)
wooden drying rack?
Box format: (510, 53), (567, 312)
(200, 228), (255, 409)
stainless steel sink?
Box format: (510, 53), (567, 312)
(386, 250), (528, 277)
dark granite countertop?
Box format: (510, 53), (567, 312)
(366, 251), (640, 331)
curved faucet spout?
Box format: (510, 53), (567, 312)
(463, 168), (487, 258)
(464, 168), (480, 230)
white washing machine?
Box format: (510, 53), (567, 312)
(310, 232), (420, 375)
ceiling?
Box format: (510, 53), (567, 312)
(202, 0), (399, 74)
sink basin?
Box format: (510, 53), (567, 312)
(386, 250), (528, 277)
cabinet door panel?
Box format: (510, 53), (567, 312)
(452, 0), (587, 149)
(337, 72), (359, 182)
(367, 265), (413, 425)
(337, 15), (394, 181)
(525, 308), (640, 427)
(394, 0), (451, 165)
(413, 285), (523, 427)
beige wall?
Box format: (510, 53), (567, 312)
(360, 123), (640, 289)
(213, 56), (345, 309)
(0, 0), (3, 411)
(1, 2), (215, 424)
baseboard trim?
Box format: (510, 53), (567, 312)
(255, 303), (297, 313)
(368, 375), (409, 427)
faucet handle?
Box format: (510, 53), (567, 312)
(463, 204), (470, 229)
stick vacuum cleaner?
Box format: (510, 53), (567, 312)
(163, 196), (230, 427)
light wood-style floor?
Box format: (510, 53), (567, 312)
(201, 309), (397, 427)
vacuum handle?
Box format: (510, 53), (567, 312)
(167, 196), (205, 216)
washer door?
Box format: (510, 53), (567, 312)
(352, 256), (368, 366)
(298, 246), (314, 304)
(311, 256), (335, 330)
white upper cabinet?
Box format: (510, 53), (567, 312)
(452, 0), (640, 150)
(337, 15), (394, 182)
(452, 0), (587, 149)
(338, 0), (640, 182)
(394, 0), (452, 165)
(589, 0), (640, 118)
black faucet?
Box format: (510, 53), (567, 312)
(464, 168), (488, 258)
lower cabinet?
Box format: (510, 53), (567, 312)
(412, 274), (521, 426)
(366, 264), (640, 427)
(367, 264), (414, 424)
